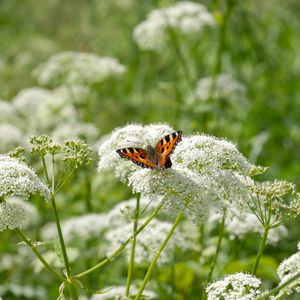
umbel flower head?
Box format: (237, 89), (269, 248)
(276, 242), (300, 297)
(0, 155), (51, 200)
(206, 272), (268, 300)
(32, 51), (127, 87)
(133, 1), (215, 51)
(99, 123), (255, 224)
(0, 200), (26, 231)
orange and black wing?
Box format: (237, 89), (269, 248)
(116, 147), (158, 169)
(155, 130), (182, 157)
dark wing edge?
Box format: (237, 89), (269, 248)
(116, 148), (157, 169)
(155, 130), (183, 157)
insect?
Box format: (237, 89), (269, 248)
(116, 130), (182, 170)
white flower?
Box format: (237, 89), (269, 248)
(0, 99), (17, 123)
(0, 283), (46, 299)
(98, 123), (175, 182)
(0, 155), (51, 200)
(53, 84), (92, 105)
(276, 242), (300, 297)
(133, 1), (215, 51)
(33, 51), (126, 86)
(100, 124), (254, 224)
(41, 214), (109, 243)
(105, 218), (187, 265)
(12, 87), (53, 115)
(51, 122), (100, 144)
(90, 285), (157, 300)
(0, 123), (24, 152)
(194, 73), (247, 102)
(208, 209), (288, 245)
(0, 200), (26, 231)
(206, 272), (267, 300)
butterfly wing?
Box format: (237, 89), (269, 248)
(155, 130), (182, 157)
(116, 147), (158, 169)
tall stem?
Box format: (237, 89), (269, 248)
(251, 225), (270, 275)
(126, 197), (140, 296)
(74, 200), (165, 279)
(50, 195), (72, 278)
(207, 209), (226, 282)
(134, 211), (183, 300)
(15, 229), (65, 282)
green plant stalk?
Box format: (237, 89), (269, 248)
(50, 195), (72, 278)
(207, 209), (226, 282)
(251, 225), (270, 275)
(74, 200), (165, 279)
(68, 284), (79, 300)
(134, 211), (184, 300)
(16, 229), (65, 282)
(258, 269), (300, 299)
(126, 196), (140, 296)
(201, 209), (226, 300)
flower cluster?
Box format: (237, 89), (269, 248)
(206, 272), (267, 300)
(0, 155), (51, 200)
(0, 123), (24, 152)
(276, 242), (300, 297)
(133, 1), (215, 51)
(41, 214), (108, 244)
(99, 124), (255, 224)
(0, 99), (17, 123)
(248, 179), (300, 224)
(194, 73), (247, 102)
(0, 200), (26, 231)
(32, 51), (126, 87)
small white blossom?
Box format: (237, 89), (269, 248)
(206, 272), (267, 300)
(12, 87), (53, 115)
(133, 1), (215, 51)
(194, 73), (247, 102)
(53, 84), (92, 105)
(277, 242), (300, 297)
(90, 285), (157, 300)
(41, 214), (109, 243)
(98, 123), (175, 182)
(0, 123), (24, 152)
(33, 51), (126, 87)
(105, 218), (187, 265)
(51, 122), (100, 144)
(208, 209), (288, 245)
(0, 283), (46, 299)
(0, 200), (26, 231)
(0, 155), (51, 200)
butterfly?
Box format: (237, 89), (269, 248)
(116, 130), (182, 170)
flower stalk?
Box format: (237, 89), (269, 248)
(134, 211), (183, 300)
(125, 196), (140, 296)
(74, 200), (165, 279)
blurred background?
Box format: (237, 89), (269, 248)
(1, 0), (300, 299)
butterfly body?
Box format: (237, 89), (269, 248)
(116, 130), (182, 170)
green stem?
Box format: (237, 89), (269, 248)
(251, 225), (270, 275)
(41, 156), (50, 185)
(15, 229), (65, 282)
(74, 200), (165, 279)
(208, 209), (226, 282)
(126, 197), (140, 296)
(134, 211), (183, 300)
(258, 269), (300, 299)
(202, 209), (226, 300)
(68, 284), (79, 300)
(50, 195), (72, 277)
